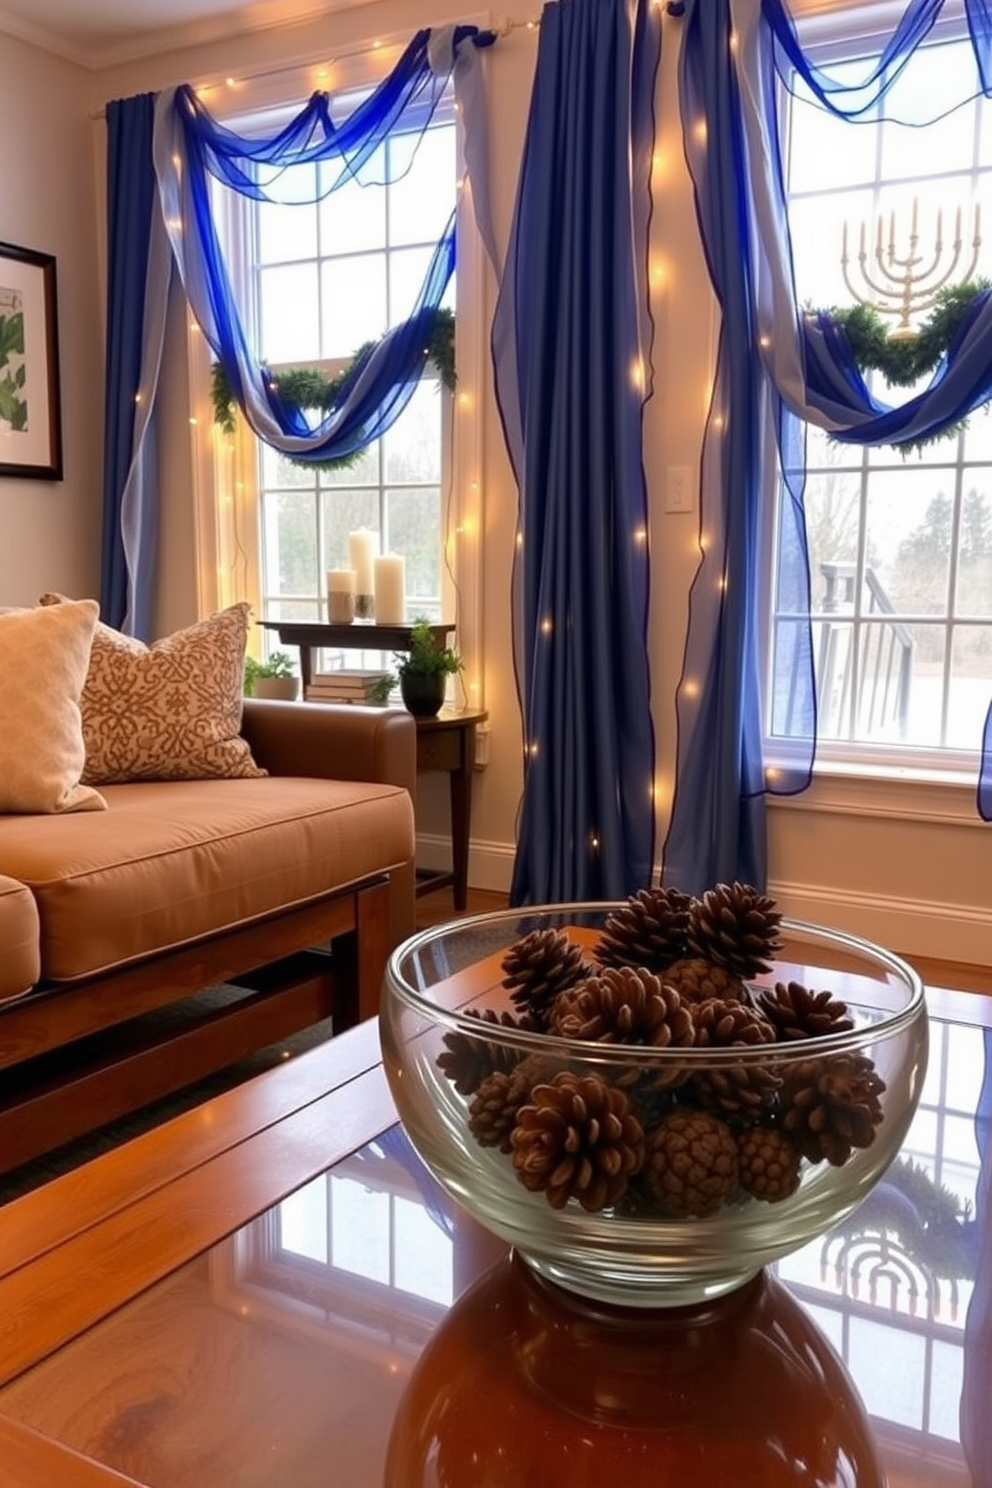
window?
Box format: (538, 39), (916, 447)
(208, 67), (461, 652)
(774, 13), (992, 769)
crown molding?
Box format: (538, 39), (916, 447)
(0, 0), (380, 72)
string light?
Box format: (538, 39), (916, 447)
(633, 525), (647, 545)
(630, 357), (645, 391)
(682, 678), (700, 699)
(540, 617), (553, 636)
(589, 832), (600, 850)
(693, 119), (707, 147)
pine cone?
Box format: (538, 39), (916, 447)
(751, 980), (854, 1041)
(662, 956), (746, 1007)
(548, 965), (696, 1093)
(687, 881), (783, 979)
(510, 1072), (645, 1212)
(688, 997), (779, 1118)
(780, 1052), (886, 1166)
(468, 1070), (520, 1152)
(592, 887), (693, 973)
(736, 1126), (802, 1202)
(642, 1110), (738, 1217)
(466, 1053), (564, 1154)
(437, 1009), (522, 1096)
(501, 929), (591, 1029)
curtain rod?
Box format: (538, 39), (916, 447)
(89, 18), (524, 122)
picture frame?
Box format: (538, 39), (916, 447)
(0, 241), (63, 480)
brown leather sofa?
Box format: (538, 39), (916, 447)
(0, 699), (416, 1178)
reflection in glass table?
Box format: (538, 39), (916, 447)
(0, 1007), (988, 1487)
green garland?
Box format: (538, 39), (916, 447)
(823, 280), (990, 388)
(815, 280), (991, 452)
(210, 305), (456, 472)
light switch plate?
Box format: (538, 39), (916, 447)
(665, 465), (695, 513)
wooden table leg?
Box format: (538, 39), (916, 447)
(447, 720), (480, 912)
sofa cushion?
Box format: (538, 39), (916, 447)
(0, 874), (40, 1003)
(39, 597), (265, 785)
(0, 776), (415, 983)
(0, 601), (107, 816)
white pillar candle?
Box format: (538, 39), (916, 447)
(327, 567), (356, 624)
(347, 529), (377, 595)
(374, 553), (406, 625)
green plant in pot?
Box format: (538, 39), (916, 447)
(244, 650), (299, 701)
(394, 618), (462, 718)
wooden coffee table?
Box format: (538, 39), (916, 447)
(0, 986), (989, 1486)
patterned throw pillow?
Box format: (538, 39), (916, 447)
(39, 597), (266, 785)
(0, 600), (107, 813)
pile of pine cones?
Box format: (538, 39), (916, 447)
(436, 882), (886, 1219)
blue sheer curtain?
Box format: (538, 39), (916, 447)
(666, 0), (992, 895)
(153, 25), (497, 463)
(492, 0), (660, 904)
(101, 94), (172, 638)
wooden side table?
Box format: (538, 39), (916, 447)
(413, 707), (488, 911)
(259, 618), (485, 912)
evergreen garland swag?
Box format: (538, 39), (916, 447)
(210, 306), (456, 472)
(820, 280), (991, 389)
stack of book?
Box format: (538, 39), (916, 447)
(305, 669), (394, 704)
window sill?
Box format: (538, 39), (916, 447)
(768, 760), (983, 828)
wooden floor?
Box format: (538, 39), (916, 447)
(415, 885), (507, 931)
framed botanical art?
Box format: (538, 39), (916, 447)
(0, 241), (62, 480)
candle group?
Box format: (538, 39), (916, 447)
(333, 531), (407, 625)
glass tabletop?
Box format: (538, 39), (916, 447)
(0, 1005), (988, 1487)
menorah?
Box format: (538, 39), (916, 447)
(841, 198), (982, 339)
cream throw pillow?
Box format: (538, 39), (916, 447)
(0, 600), (107, 813)
(40, 597), (265, 785)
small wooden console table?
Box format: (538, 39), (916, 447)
(260, 621), (485, 910)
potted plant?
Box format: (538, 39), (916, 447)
(394, 618), (462, 717)
(244, 650), (299, 701)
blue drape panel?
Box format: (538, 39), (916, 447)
(492, 0), (660, 904)
(101, 94), (162, 637)
(666, 0), (992, 894)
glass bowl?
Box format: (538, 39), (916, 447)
(379, 903), (929, 1308)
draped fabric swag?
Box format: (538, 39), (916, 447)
(666, 0), (992, 896)
(492, 0), (660, 903)
(101, 25), (496, 635)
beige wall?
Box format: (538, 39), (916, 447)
(1, 1), (984, 963)
(0, 35), (102, 607)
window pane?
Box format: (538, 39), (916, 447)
(262, 489), (317, 595)
(948, 625), (992, 745)
(864, 468), (954, 615)
(387, 485), (441, 609)
(388, 124), (457, 245)
(389, 246), (435, 325)
(788, 96), (876, 194)
(321, 487), (379, 572)
(955, 481), (992, 611)
(320, 253), (386, 356)
(384, 379), (443, 483)
(258, 170), (319, 263)
(259, 262), (320, 362)
(261, 443), (318, 488)
(319, 151), (386, 253)
(321, 440), (379, 488)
